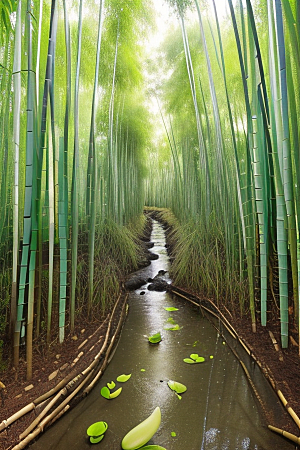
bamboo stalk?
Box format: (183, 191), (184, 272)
(268, 425), (300, 444)
(277, 390), (300, 428)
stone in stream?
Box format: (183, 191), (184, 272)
(124, 276), (148, 291)
(147, 270), (170, 292)
(148, 252), (159, 260)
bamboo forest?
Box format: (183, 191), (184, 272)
(1, 0), (300, 449)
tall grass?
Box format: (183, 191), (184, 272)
(146, 0), (300, 348)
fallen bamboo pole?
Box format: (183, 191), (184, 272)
(12, 370), (95, 450)
(268, 425), (300, 444)
(10, 293), (127, 448)
(277, 390), (300, 428)
(1, 294), (125, 442)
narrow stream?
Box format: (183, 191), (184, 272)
(30, 220), (294, 450)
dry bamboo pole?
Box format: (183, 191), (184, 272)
(0, 296), (122, 433)
(268, 425), (300, 444)
(0, 404), (35, 432)
(277, 390), (300, 428)
(8, 293), (127, 448)
(12, 371), (95, 450)
(19, 390), (66, 439)
(83, 294), (127, 394)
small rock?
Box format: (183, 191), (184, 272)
(140, 291), (145, 295)
(48, 370), (58, 381)
(54, 361), (59, 364)
(124, 276), (147, 291)
(81, 329), (85, 334)
(24, 384), (34, 392)
(56, 354), (61, 359)
(71, 335), (78, 341)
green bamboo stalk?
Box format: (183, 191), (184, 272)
(179, 12), (210, 214)
(47, 112), (55, 345)
(274, 0), (298, 333)
(58, 137), (67, 344)
(87, 0), (105, 315)
(228, 0), (256, 331)
(70, 0), (83, 333)
(10, 0), (22, 340)
(14, 0), (37, 370)
(267, 0), (289, 348)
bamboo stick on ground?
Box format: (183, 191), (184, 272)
(268, 425), (300, 444)
(0, 298), (121, 434)
(277, 390), (300, 428)
(12, 371), (95, 450)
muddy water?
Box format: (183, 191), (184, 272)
(29, 220), (294, 450)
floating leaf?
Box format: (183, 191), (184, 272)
(87, 421), (108, 437)
(148, 332), (162, 344)
(167, 380), (187, 394)
(141, 369), (146, 372)
(117, 374), (132, 383)
(171, 431), (177, 437)
(183, 358), (197, 364)
(210, 355), (214, 359)
(164, 307), (179, 311)
(100, 386), (110, 399)
(166, 317), (176, 324)
(107, 381), (115, 389)
(195, 356), (205, 363)
(90, 435), (104, 444)
(183, 355), (205, 364)
(192, 340), (199, 347)
(121, 406), (161, 450)
(109, 387), (122, 399)
(164, 323), (181, 331)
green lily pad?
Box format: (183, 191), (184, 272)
(90, 435), (104, 444)
(87, 421), (108, 438)
(171, 431), (177, 437)
(164, 307), (179, 311)
(141, 369), (146, 372)
(195, 356), (205, 363)
(117, 374), (132, 383)
(167, 380), (187, 394)
(107, 381), (115, 390)
(100, 386), (110, 399)
(190, 353), (199, 360)
(148, 332), (162, 344)
(183, 358), (197, 364)
(210, 355), (214, 359)
(109, 387), (122, 398)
